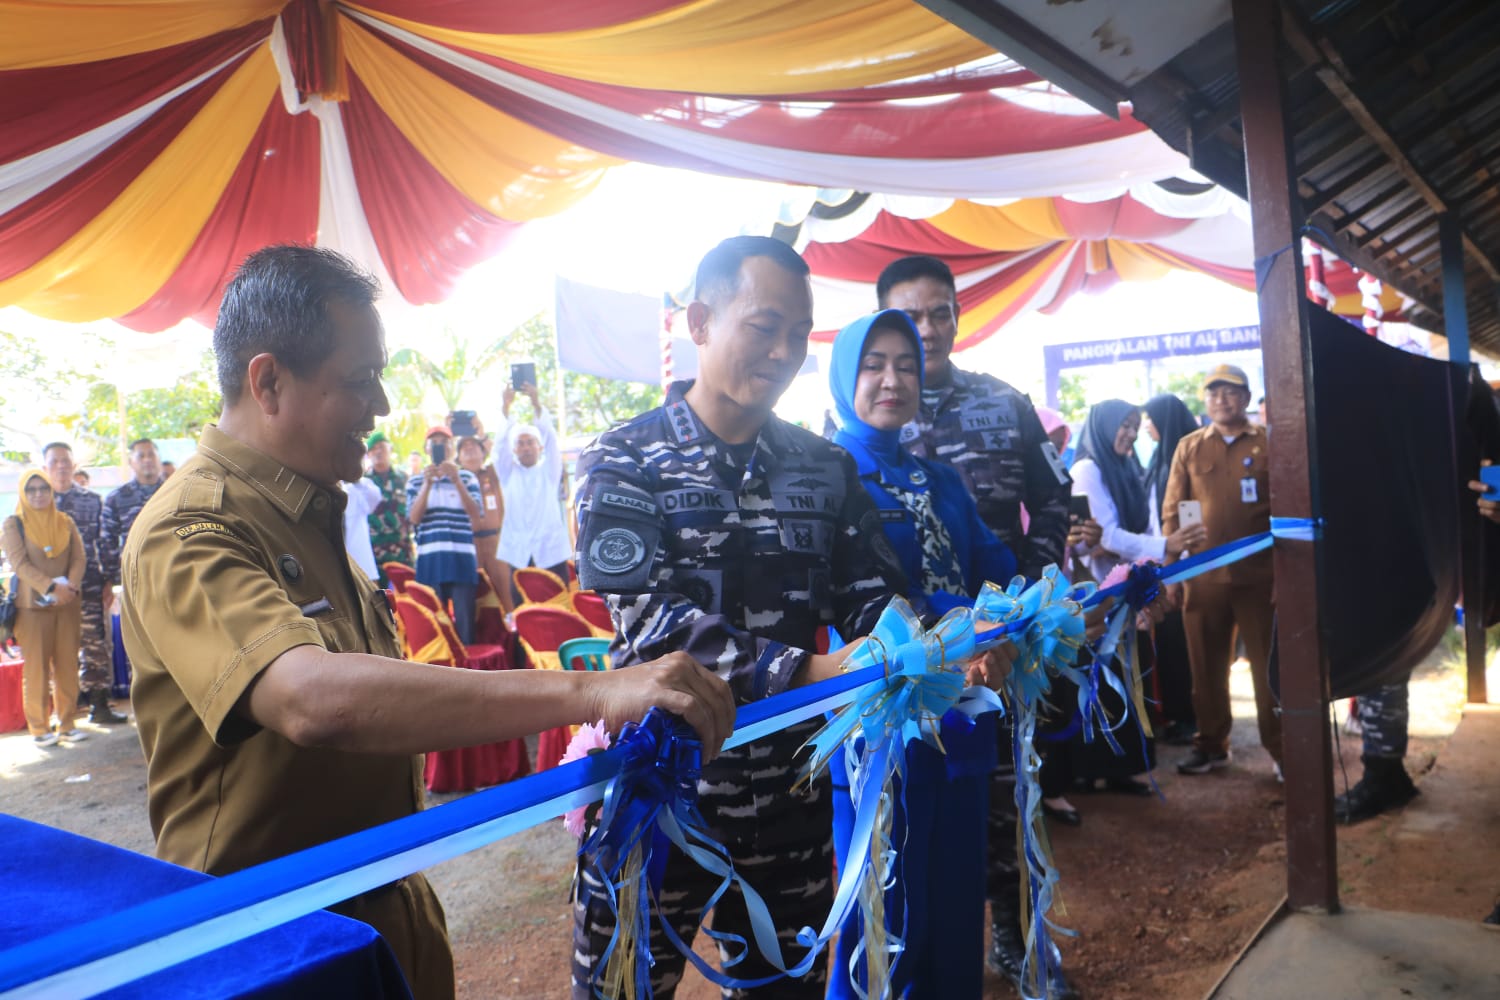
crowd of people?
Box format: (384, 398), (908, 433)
(3, 438), (168, 746)
(9, 235), (1494, 1000)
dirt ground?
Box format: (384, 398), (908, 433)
(1, 645), (1491, 1000)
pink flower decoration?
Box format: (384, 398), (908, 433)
(561, 720), (612, 838)
(1099, 563), (1132, 590)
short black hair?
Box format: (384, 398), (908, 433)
(694, 236), (809, 307)
(41, 441), (72, 459)
(876, 255), (957, 306)
(214, 245), (381, 401)
(128, 438), (156, 454)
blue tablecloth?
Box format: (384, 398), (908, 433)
(0, 815), (413, 999)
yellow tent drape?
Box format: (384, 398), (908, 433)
(342, 18), (618, 222)
(952, 243), (1077, 348)
(351, 0), (993, 94)
(0, 0), (280, 69)
(0, 44), (279, 320)
(927, 199), (1068, 250)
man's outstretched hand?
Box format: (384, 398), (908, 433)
(585, 652), (737, 761)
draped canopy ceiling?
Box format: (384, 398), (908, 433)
(0, 0), (1200, 332)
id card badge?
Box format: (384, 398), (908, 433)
(1240, 477), (1259, 503)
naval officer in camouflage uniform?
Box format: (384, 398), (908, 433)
(571, 237), (905, 999)
(121, 245), (735, 1000)
(43, 441), (129, 725)
(878, 255), (1077, 998)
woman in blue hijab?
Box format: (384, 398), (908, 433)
(826, 309), (1018, 1000)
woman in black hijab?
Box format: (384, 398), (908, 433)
(1143, 393), (1202, 744)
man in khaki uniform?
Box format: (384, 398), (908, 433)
(122, 245), (735, 1000)
(1162, 363), (1278, 776)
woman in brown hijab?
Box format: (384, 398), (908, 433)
(3, 469), (88, 746)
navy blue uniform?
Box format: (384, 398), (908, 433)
(570, 382), (901, 999)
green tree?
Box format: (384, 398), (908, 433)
(379, 315), (663, 456)
(1055, 373), (1090, 425)
(1158, 372), (1207, 418)
(61, 351), (222, 464)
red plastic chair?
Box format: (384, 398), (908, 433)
(514, 566), (569, 606)
(393, 596), (457, 666)
(382, 562), (415, 593)
(570, 591), (615, 637)
(474, 569), (513, 647)
(512, 605), (594, 770)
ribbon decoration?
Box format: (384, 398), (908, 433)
(0, 519), (1321, 1000)
(797, 599), (1001, 997)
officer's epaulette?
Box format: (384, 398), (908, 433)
(174, 468), (226, 515)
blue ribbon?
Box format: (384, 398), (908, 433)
(0, 519), (1322, 1000)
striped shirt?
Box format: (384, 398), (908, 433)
(406, 470), (482, 587)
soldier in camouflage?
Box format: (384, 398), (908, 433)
(877, 255), (1077, 999)
(100, 438), (164, 609)
(570, 237), (904, 999)
(43, 442), (128, 725)
(1334, 682), (1417, 823)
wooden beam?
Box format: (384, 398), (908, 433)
(911, 0), (1127, 118)
(1234, 0), (1339, 915)
(1281, 3), (1500, 283)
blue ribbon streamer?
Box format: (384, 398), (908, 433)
(0, 519), (1321, 1000)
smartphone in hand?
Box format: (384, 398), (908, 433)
(1480, 465), (1500, 495)
(1177, 499), (1203, 529)
(511, 362), (536, 392)
(1069, 495), (1092, 525)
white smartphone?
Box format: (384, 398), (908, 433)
(1178, 500), (1203, 529)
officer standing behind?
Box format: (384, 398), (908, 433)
(99, 438), (164, 610)
(876, 255), (1076, 998)
(44, 441), (128, 725)
(121, 245), (735, 1000)
(571, 237), (904, 999)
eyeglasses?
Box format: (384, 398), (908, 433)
(1204, 386), (1246, 399)
(23, 485), (51, 495)
(901, 305), (956, 329)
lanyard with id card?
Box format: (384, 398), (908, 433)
(1240, 454), (1258, 503)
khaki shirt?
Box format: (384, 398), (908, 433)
(122, 425), (422, 876)
(1161, 422), (1272, 587)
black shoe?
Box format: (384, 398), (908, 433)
(986, 918), (1027, 984)
(1163, 721), (1196, 746)
(1483, 900), (1499, 930)
(1177, 749), (1231, 774)
(88, 689), (128, 726)
(1042, 802), (1083, 827)
(1334, 757), (1417, 824)
(1104, 776), (1154, 797)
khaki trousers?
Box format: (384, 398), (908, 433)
(15, 603), (81, 736)
(331, 873), (455, 1000)
(1181, 581), (1280, 763)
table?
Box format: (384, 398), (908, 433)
(423, 643), (531, 793)
(0, 658), (24, 732)
(0, 815), (413, 999)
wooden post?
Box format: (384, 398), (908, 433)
(1443, 212), (1489, 704)
(1232, 0), (1340, 913)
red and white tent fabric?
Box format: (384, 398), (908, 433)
(0, 0), (1192, 331)
(800, 190), (1256, 349)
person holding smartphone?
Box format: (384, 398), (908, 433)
(407, 426), (484, 644)
(1044, 400), (1206, 807)
(1162, 364), (1277, 777)
(492, 380), (571, 604)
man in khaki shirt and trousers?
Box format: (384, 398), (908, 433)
(1162, 363), (1280, 776)
(122, 246), (735, 1000)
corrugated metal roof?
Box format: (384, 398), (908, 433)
(922, 0), (1500, 353)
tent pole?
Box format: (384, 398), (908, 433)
(1232, 0), (1339, 914)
